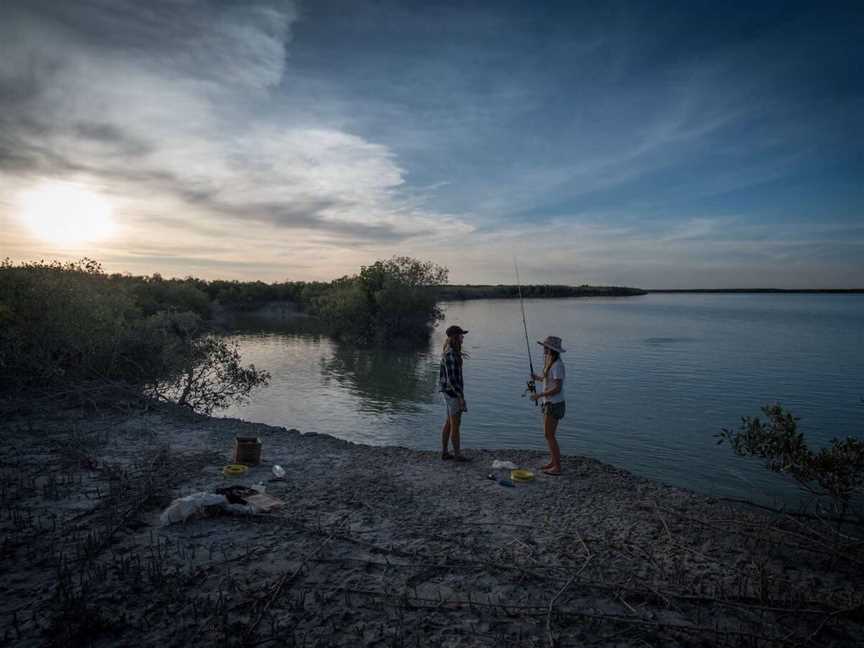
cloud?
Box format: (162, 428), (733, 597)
(1, 1), (859, 287)
(0, 0), (473, 266)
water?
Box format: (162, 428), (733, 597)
(221, 294), (864, 505)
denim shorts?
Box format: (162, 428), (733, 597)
(442, 393), (462, 417)
(542, 401), (566, 420)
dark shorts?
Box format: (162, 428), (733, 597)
(542, 401), (566, 420)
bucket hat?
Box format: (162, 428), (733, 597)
(537, 335), (566, 353)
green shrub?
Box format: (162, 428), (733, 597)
(718, 404), (864, 516)
(311, 256), (448, 345)
(311, 277), (375, 342)
(126, 274), (211, 317)
(0, 259), (268, 414)
(0, 258), (141, 391)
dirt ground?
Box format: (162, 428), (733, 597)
(1, 407), (862, 647)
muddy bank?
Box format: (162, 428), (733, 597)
(1, 408), (862, 647)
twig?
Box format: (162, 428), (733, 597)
(658, 505), (864, 566)
(546, 554), (592, 647)
(242, 534), (335, 644)
(573, 525), (591, 558)
(806, 603), (864, 643)
(654, 502), (673, 543)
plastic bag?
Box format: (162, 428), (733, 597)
(159, 492), (253, 526)
(491, 460), (518, 470)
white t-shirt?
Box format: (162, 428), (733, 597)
(542, 360), (565, 404)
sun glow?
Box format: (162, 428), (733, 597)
(17, 182), (116, 245)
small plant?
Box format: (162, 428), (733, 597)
(718, 404), (864, 517)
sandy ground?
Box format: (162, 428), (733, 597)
(1, 407), (862, 647)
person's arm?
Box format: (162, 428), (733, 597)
(542, 378), (562, 397)
(531, 362), (563, 400)
(530, 378), (560, 400)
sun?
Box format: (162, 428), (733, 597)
(17, 182), (116, 245)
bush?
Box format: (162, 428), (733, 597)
(0, 258), (141, 391)
(126, 274), (211, 317)
(718, 404), (864, 517)
(147, 335), (270, 415)
(0, 259), (268, 414)
(311, 277), (375, 342)
(311, 256), (448, 345)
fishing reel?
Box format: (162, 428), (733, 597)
(522, 379), (538, 405)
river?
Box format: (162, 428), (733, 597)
(221, 293), (864, 505)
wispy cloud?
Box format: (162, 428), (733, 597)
(0, 1), (860, 286)
(0, 0), (474, 276)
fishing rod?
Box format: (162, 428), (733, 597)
(514, 258), (538, 405)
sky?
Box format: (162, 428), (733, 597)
(1, 0), (862, 288)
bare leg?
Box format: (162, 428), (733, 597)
(543, 415), (561, 474)
(450, 414), (462, 457)
(441, 418), (452, 458)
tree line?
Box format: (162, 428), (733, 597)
(0, 256), (449, 413)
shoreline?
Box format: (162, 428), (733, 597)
(2, 407), (862, 646)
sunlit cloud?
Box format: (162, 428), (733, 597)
(0, 0), (474, 279)
(0, 1), (860, 286)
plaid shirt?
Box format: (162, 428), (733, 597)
(438, 349), (464, 398)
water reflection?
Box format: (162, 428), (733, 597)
(319, 341), (439, 414)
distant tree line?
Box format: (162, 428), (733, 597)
(434, 284), (646, 300)
(102, 275), (646, 315)
(14, 265), (642, 322)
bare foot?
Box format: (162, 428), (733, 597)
(542, 467), (561, 476)
(540, 462), (554, 470)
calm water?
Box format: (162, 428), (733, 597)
(221, 294), (864, 505)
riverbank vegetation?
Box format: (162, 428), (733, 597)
(719, 404), (864, 523)
(0, 256), (646, 410)
(1, 256), (646, 348)
(0, 259), (270, 414)
(310, 257), (448, 345)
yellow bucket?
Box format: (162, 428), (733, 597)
(511, 469), (534, 482)
(223, 464), (249, 477)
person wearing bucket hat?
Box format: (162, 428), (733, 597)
(530, 335), (566, 475)
(438, 325), (469, 461)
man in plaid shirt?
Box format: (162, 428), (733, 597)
(439, 325), (468, 461)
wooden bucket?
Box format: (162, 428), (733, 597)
(233, 436), (262, 466)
